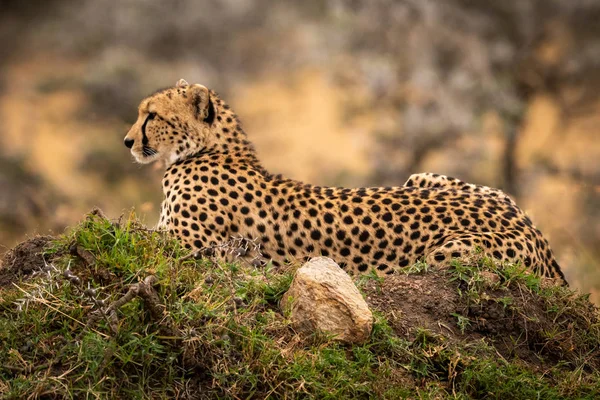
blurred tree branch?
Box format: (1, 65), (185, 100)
(329, 0), (600, 199)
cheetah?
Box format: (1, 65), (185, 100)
(123, 79), (567, 284)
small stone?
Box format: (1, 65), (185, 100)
(281, 257), (373, 344)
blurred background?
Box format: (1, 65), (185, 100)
(0, 0), (599, 300)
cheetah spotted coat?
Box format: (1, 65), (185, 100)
(123, 80), (567, 284)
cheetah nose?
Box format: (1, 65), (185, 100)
(124, 138), (134, 149)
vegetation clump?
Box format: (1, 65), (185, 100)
(1, 211), (599, 399)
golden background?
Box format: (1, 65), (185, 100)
(1, 1), (598, 300)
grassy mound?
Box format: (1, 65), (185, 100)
(1, 211), (599, 399)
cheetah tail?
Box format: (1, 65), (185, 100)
(552, 259), (568, 286)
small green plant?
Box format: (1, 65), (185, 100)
(355, 268), (385, 291)
(451, 313), (472, 334)
(499, 262), (542, 293)
(401, 260), (429, 275)
(497, 296), (514, 308)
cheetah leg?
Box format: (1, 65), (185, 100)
(425, 231), (540, 274)
(425, 234), (485, 270)
(156, 200), (169, 231)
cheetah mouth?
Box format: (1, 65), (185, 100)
(131, 146), (159, 164)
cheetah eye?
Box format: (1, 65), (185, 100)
(148, 112), (157, 119)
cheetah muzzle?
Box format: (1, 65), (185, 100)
(123, 79), (567, 285)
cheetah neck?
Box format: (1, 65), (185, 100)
(188, 99), (276, 179)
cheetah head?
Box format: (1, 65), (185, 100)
(124, 79), (219, 166)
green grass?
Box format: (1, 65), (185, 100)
(1, 212), (599, 399)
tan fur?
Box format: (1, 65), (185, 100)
(124, 80), (567, 284)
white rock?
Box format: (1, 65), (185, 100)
(281, 257), (373, 344)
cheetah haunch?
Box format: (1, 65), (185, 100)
(123, 79), (567, 284)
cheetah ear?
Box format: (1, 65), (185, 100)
(176, 78), (189, 88)
(204, 94), (215, 125)
(189, 84), (215, 125)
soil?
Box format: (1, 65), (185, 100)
(362, 271), (600, 370)
(0, 235), (54, 288)
(363, 272), (462, 339)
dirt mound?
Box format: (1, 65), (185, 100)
(364, 271), (461, 338)
(1, 218), (599, 398)
(363, 265), (600, 371)
(0, 235), (54, 288)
